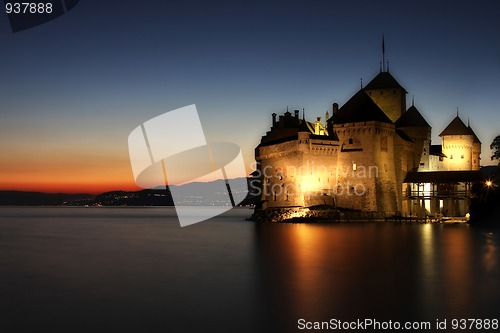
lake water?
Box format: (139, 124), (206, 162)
(0, 207), (499, 332)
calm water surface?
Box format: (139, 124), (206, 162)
(0, 207), (499, 332)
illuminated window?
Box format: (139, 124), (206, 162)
(353, 163), (357, 171)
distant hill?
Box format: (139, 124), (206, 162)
(0, 178), (259, 207)
(0, 191), (94, 206)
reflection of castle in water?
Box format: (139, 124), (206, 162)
(254, 62), (483, 218)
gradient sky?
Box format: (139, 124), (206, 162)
(1, 0), (499, 193)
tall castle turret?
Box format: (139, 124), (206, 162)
(439, 115), (478, 171)
(395, 101), (432, 171)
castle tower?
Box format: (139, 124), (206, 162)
(363, 71), (408, 123)
(395, 102), (432, 171)
(439, 115), (475, 171)
(327, 90), (399, 212)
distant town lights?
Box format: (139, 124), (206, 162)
(486, 180), (493, 187)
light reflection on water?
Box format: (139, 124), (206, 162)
(0, 208), (499, 333)
(255, 222), (500, 332)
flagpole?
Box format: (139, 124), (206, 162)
(382, 34), (385, 72)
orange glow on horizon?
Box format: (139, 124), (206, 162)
(0, 140), (253, 195)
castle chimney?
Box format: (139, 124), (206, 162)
(332, 103), (339, 115)
(294, 109), (299, 119)
(272, 113), (277, 126)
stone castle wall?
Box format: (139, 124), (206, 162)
(257, 136), (340, 208)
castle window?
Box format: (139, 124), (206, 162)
(380, 91), (383, 95)
(450, 155), (453, 159)
(461, 155), (464, 159)
(353, 163), (357, 171)
(349, 138), (353, 144)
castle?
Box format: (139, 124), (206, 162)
(254, 63), (483, 218)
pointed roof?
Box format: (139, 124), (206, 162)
(298, 118), (311, 132)
(439, 116), (471, 136)
(330, 90), (393, 124)
(468, 125), (481, 144)
(298, 109), (310, 132)
(396, 129), (414, 142)
(395, 105), (431, 128)
(363, 71), (408, 93)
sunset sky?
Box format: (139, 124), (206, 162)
(1, 0), (499, 194)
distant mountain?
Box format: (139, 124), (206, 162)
(92, 189), (174, 206)
(0, 178), (260, 206)
(0, 191), (93, 206)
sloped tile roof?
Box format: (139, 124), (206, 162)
(439, 116), (471, 136)
(395, 105), (431, 128)
(363, 71), (408, 93)
(330, 90), (393, 124)
(468, 125), (481, 144)
(404, 171), (484, 183)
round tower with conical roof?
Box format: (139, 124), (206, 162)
(439, 115), (476, 171)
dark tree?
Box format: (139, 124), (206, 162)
(491, 135), (500, 164)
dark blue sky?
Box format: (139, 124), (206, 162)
(1, 0), (499, 191)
